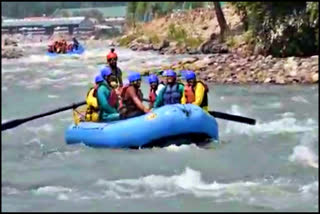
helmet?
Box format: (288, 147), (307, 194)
(185, 70), (196, 81)
(148, 74), (159, 84)
(95, 74), (104, 83)
(107, 48), (118, 60)
(164, 69), (176, 78)
(100, 67), (112, 78)
(128, 72), (141, 83)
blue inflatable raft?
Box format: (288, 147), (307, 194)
(46, 44), (85, 57)
(65, 104), (219, 148)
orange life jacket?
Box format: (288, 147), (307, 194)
(184, 81), (209, 107)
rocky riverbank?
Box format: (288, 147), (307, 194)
(141, 54), (318, 84)
(2, 37), (24, 59)
(111, 5), (318, 84)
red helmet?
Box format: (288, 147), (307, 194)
(107, 48), (118, 61)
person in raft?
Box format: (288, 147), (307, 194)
(183, 70), (209, 112)
(147, 74), (165, 108)
(85, 74), (104, 122)
(120, 72), (150, 119)
(97, 67), (120, 122)
(153, 69), (186, 108)
(106, 48), (123, 88)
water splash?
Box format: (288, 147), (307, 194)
(163, 144), (201, 152)
(289, 132), (319, 168)
(291, 96), (309, 104)
(225, 105), (316, 135)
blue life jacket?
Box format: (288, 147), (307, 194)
(163, 83), (183, 105)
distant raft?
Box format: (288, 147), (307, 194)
(65, 104), (219, 149)
(46, 44), (85, 57)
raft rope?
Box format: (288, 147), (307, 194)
(178, 104), (191, 117)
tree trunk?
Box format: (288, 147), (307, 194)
(213, 2), (229, 41)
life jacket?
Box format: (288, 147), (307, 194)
(184, 81), (209, 108)
(108, 88), (118, 108)
(85, 86), (100, 122)
(121, 84), (143, 114)
(163, 83), (183, 105)
(149, 88), (157, 106)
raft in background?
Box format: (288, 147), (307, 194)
(46, 44), (85, 57)
(65, 104), (219, 149)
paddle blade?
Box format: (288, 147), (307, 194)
(209, 111), (256, 125)
(1, 119), (25, 131)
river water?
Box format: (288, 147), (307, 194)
(1, 41), (318, 212)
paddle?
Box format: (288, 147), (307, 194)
(208, 111), (256, 125)
(142, 98), (256, 125)
(2, 97), (255, 132)
(1, 101), (86, 131)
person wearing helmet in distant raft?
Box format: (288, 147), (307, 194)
(106, 48), (123, 88)
(72, 37), (79, 51)
(84, 74), (104, 122)
(183, 70), (209, 112)
(120, 72), (150, 119)
(97, 67), (120, 122)
(153, 70), (186, 108)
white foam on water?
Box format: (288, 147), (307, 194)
(281, 112), (295, 118)
(18, 76), (69, 89)
(1, 67), (29, 74)
(95, 167), (259, 200)
(253, 102), (282, 109)
(57, 193), (69, 201)
(2, 187), (20, 195)
(70, 81), (90, 86)
(24, 138), (44, 148)
(48, 95), (59, 99)
(289, 132), (319, 168)
(19, 54), (51, 64)
(299, 181), (318, 194)
(291, 96), (309, 104)
(27, 123), (54, 134)
(225, 105), (316, 135)
(163, 144), (201, 152)
(34, 186), (73, 196)
(51, 150), (81, 160)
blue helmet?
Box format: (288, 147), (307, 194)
(95, 74), (104, 83)
(148, 74), (159, 84)
(163, 69), (176, 77)
(185, 70), (196, 81)
(100, 67), (112, 78)
(128, 71), (141, 83)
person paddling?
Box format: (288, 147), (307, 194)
(120, 72), (149, 119)
(97, 67), (120, 122)
(183, 70), (209, 112)
(72, 37), (79, 51)
(153, 70), (185, 108)
(147, 74), (163, 108)
(84, 74), (104, 122)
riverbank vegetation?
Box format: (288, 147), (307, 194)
(118, 2), (318, 57)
